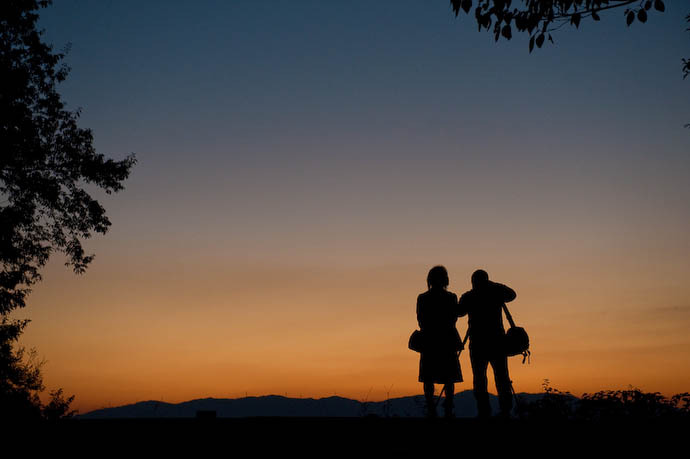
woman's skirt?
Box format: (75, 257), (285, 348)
(418, 349), (463, 383)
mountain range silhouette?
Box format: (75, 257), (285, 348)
(79, 390), (561, 419)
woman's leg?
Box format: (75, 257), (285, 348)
(423, 382), (436, 417)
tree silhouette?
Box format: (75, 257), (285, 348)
(683, 14), (690, 128)
(683, 13), (690, 76)
(1, 0), (135, 419)
(449, 1), (668, 51)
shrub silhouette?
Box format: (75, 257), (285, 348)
(42, 388), (77, 421)
(520, 380), (690, 422)
(577, 389), (689, 421)
(516, 379), (576, 421)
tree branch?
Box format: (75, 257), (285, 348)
(551, 0), (639, 20)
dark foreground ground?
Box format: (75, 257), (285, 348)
(19, 417), (688, 455)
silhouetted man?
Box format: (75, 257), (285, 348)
(458, 269), (516, 418)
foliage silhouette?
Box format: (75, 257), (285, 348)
(685, 14), (690, 80)
(1, 0), (135, 419)
(577, 388), (687, 421)
(518, 380), (690, 421)
(0, 320), (76, 420)
(0, 318), (43, 420)
(449, 1), (667, 52)
(514, 379), (577, 420)
(683, 14), (690, 128)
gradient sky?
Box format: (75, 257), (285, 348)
(15, 0), (690, 412)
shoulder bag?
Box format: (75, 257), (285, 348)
(502, 303), (531, 363)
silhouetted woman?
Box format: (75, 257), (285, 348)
(416, 265), (463, 418)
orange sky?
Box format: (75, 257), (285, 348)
(18, 231), (690, 413)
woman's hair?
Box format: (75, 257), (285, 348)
(427, 265), (449, 289)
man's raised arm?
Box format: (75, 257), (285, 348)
(494, 282), (516, 303)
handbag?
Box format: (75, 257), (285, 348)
(408, 328), (466, 353)
(408, 329), (425, 353)
(502, 303), (530, 363)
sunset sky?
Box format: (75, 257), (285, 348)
(15, 1), (690, 413)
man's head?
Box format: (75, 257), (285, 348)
(471, 269), (489, 289)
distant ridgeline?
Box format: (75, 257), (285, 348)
(79, 388), (690, 420)
(78, 391), (547, 419)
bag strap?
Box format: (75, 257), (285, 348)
(502, 303), (516, 328)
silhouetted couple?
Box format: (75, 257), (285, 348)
(416, 266), (516, 418)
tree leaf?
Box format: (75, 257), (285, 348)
(501, 24), (512, 39)
(529, 35), (535, 53)
(644, 1), (652, 11)
(572, 13), (581, 28)
(637, 9), (647, 23)
(514, 15), (523, 31)
(592, 10), (600, 21)
(536, 33), (545, 48)
(626, 10), (635, 26)
(462, 0), (472, 14)
(654, 0), (665, 12)
(451, 0), (460, 16)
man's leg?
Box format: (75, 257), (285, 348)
(443, 382), (455, 418)
(470, 348), (491, 418)
(491, 353), (513, 417)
